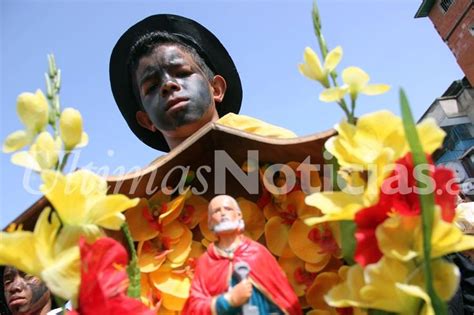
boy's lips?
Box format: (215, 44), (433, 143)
(166, 97), (189, 111)
(9, 295), (27, 307)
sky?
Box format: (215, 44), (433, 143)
(0, 0), (464, 227)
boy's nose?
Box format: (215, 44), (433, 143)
(160, 79), (180, 97)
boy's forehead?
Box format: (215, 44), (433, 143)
(139, 44), (197, 68)
(3, 266), (18, 279)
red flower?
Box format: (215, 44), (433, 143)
(354, 153), (459, 266)
(354, 200), (390, 266)
(68, 237), (154, 315)
(382, 153), (458, 221)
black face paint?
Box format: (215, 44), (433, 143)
(3, 267), (50, 315)
(135, 45), (214, 132)
(27, 276), (49, 307)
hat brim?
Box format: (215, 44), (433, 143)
(109, 14), (242, 152)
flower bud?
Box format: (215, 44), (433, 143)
(16, 89), (49, 133)
(2, 130), (29, 153)
(32, 132), (59, 170)
(60, 108), (83, 150)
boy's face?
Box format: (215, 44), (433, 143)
(134, 44), (218, 139)
(3, 266), (49, 315)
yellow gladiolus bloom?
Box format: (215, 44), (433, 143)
(305, 111), (445, 224)
(11, 131), (60, 171)
(2, 130), (31, 153)
(305, 150), (392, 224)
(16, 89), (49, 133)
(319, 66), (390, 103)
(59, 107), (88, 150)
(40, 169), (139, 231)
(299, 46), (342, 88)
(0, 208), (80, 302)
(325, 257), (459, 314)
(377, 208), (474, 261)
(328, 111), (445, 168)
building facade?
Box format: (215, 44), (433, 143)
(415, 0), (474, 85)
(419, 78), (474, 199)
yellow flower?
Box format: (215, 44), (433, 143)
(140, 273), (160, 309)
(279, 256), (313, 297)
(150, 266), (191, 312)
(137, 221), (193, 272)
(305, 151), (392, 224)
(305, 111), (445, 224)
(59, 107), (88, 150)
(320, 66), (390, 102)
(299, 46), (342, 87)
(329, 111), (444, 168)
(16, 89), (49, 133)
(236, 198), (265, 240)
(264, 191), (341, 263)
(126, 189), (196, 242)
(0, 208), (80, 302)
(306, 268), (345, 314)
(40, 169), (139, 235)
(11, 131), (61, 171)
(325, 257), (459, 314)
(377, 208), (474, 261)
(2, 130), (31, 153)
(3, 89), (50, 154)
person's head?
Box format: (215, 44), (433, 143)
(129, 32), (227, 147)
(110, 14), (242, 152)
(2, 266), (51, 315)
(208, 195), (245, 235)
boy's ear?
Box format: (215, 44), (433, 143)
(136, 110), (157, 132)
(211, 75), (227, 104)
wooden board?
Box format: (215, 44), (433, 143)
(5, 122), (335, 231)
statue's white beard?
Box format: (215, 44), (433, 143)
(211, 219), (245, 234)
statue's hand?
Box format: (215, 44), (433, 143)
(225, 279), (253, 307)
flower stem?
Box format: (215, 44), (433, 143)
(45, 54), (61, 139)
(121, 223), (141, 298)
(337, 100), (353, 123)
(399, 89), (446, 315)
(53, 296), (67, 314)
(312, 0), (338, 87)
(59, 152), (70, 172)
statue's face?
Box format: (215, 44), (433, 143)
(3, 266), (50, 315)
(135, 44), (217, 138)
(208, 195), (242, 234)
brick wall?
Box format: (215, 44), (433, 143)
(428, 0), (474, 84)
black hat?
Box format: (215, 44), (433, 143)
(109, 14), (243, 152)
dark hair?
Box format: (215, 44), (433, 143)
(127, 31), (216, 110)
(0, 266), (12, 315)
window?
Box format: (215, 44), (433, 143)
(439, 0), (455, 13)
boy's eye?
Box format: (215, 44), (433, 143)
(175, 67), (192, 77)
(143, 83), (158, 95)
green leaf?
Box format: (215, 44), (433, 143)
(399, 88), (447, 315)
(340, 220), (356, 265)
(121, 223), (141, 298)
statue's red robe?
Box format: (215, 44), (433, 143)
(182, 237), (302, 315)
